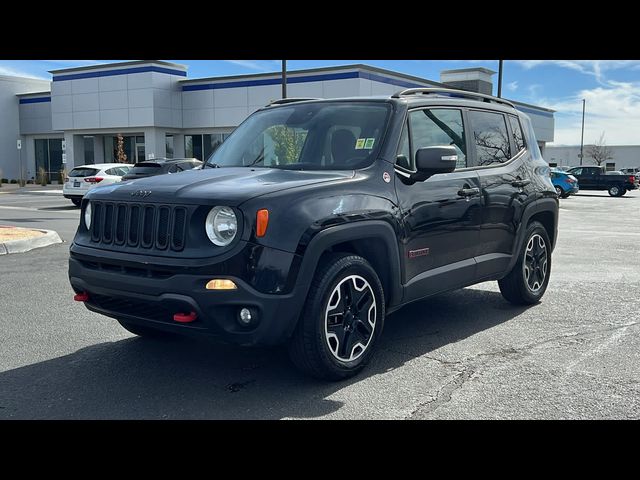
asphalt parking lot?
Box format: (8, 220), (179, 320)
(0, 189), (638, 419)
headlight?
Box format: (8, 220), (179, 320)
(84, 202), (92, 230)
(205, 206), (237, 246)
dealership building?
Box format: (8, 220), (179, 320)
(0, 60), (556, 182)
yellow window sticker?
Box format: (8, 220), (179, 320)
(364, 138), (375, 149)
(355, 138), (366, 150)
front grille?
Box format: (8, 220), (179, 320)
(89, 202), (188, 252)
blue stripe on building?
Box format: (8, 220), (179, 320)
(19, 97), (51, 104)
(52, 66), (187, 82)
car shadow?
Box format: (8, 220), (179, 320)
(0, 287), (529, 419)
(574, 193), (635, 198)
(38, 206), (79, 211)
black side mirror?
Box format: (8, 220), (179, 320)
(412, 146), (458, 181)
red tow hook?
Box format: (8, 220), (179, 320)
(173, 311), (198, 323)
(74, 292), (89, 302)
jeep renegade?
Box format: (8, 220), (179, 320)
(69, 88), (559, 380)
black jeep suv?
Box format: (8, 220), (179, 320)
(69, 88), (558, 380)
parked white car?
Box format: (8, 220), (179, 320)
(63, 163), (132, 206)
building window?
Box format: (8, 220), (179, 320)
(34, 138), (64, 182)
(165, 135), (174, 159)
(185, 133), (230, 161)
(605, 162), (616, 171)
(84, 136), (95, 165)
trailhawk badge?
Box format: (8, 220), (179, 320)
(382, 172), (391, 183)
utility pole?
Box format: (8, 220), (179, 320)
(579, 99), (586, 166)
(282, 60), (287, 99)
(497, 60), (503, 98)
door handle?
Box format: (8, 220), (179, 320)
(458, 187), (480, 197)
(511, 179), (531, 187)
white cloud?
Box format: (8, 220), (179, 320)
(543, 81), (640, 145)
(225, 60), (272, 71)
(515, 60), (640, 85)
(0, 65), (48, 80)
(506, 81), (518, 92)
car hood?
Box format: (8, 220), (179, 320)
(85, 167), (355, 205)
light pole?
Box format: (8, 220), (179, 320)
(579, 99), (585, 166)
(282, 60), (287, 99)
(497, 60), (503, 98)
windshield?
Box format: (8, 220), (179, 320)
(205, 102), (391, 170)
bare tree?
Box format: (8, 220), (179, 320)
(585, 132), (613, 167)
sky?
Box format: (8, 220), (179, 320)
(1, 59), (639, 147)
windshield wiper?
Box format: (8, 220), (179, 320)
(245, 147), (266, 167)
(203, 162), (222, 169)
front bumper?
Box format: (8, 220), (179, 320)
(68, 246), (308, 346)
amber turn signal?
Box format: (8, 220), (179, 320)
(206, 279), (237, 290)
(256, 209), (269, 237)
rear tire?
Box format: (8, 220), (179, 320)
(71, 198), (81, 207)
(288, 253), (385, 381)
(117, 319), (175, 338)
(608, 185), (623, 197)
(499, 221), (551, 305)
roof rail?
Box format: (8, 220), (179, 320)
(391, 87), (515, 108)
(266, 97), (321, 107)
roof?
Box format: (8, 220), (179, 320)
(49, 60), (187, 74)
(180, 63), (444, 87)
(440, 67), (497, 75)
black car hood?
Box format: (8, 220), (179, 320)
(85, 167), (355, 205)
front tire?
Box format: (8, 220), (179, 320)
(288, 253), (385, 381)
(499, 221), (551, 305)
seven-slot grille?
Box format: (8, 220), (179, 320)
(90, 201), (188, 252)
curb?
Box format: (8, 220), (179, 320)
(0, 229), (63, 255)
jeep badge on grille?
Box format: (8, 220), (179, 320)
(131, 190), (152, 198)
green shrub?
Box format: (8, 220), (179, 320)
(1, 179), (8, 183)
(10, 179), (17, 184)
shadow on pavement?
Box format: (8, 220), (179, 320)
(0, 287), (529, 419)
(38, 206), (79, 211)
(574, 193), (635, 198)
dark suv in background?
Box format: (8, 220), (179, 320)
(121, 158), (202, 181)
(69, 88), (558, 380)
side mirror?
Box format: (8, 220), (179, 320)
(412, 146), (458, 181)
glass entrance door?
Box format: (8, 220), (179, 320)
(135, 136), (146, 162)
(34, 138), (64, 182)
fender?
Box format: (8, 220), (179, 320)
(504, 196), (559, 274)
(292, 220), (403, 309)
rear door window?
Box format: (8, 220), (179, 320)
(69, 168), (99, 177)
(468, 110), (511, 166)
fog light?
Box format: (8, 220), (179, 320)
(206, 279), (237, 290)
(237, 307), (258, 327)
(239, 308), (252, 325)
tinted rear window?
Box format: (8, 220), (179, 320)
(129, 163), (162, 175)
(69, 168), (99, 177)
